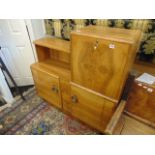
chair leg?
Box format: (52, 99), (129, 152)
(0, 57), (25, 100)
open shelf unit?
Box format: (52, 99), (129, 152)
(32, 37), (71, 80)
(34, 37), (70, 54)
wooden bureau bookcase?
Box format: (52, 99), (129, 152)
(31, 26), (142, 133)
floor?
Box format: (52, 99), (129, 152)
(114, 114), (155, 135)
(1, 86), (155, 135)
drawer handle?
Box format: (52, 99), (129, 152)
(51, 86), (59, 93)
(71, 95), (78, 103)
(94, 40), (99, 50)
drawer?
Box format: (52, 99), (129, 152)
(31, 67), (62, 108)
(64, 82), (116, 132)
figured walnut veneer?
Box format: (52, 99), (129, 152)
(31, 26), (142, 133)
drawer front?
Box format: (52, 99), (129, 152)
(31, 67), (62, 108)
(64, 83), (115, 132)
(71, 34), (130, 100)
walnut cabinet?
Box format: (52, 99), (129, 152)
(31, 26), (141, 133)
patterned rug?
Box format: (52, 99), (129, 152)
(0, 88), (98, 135)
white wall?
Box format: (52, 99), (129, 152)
(25, 19), (46, 61)
(31, 19), (46, 39)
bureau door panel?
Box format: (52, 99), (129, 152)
(67, 83), (115, 132)
(71, 35), (130, 100)
(31, 67), (62, 108)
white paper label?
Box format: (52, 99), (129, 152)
(109, 44), (115, 49)
(136, 73), (155, 85)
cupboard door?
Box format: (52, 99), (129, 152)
(71, 34), (130, 100)
(65, 83), (115, 132)
(31, 67), (62, 108)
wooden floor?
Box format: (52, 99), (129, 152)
(114, 114), (155, 135)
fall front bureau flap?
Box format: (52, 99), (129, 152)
(71, 26), (142, 101)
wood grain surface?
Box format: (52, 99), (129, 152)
(71, 27), (141, 100)
(126, 81), (155, 124)
(31, 67), (62, 108)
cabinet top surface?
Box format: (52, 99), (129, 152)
(33, 37), (70, 53)
(71, 26), (142, 44)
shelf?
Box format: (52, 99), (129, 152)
(33, 37), (70, 54)
(31, 59), (71, 81)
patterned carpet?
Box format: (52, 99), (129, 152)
(0, 88), (98, 135)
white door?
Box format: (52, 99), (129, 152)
(0, 19), (35, 86)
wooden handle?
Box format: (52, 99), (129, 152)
(104, 100), (126, 135)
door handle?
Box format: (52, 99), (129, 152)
(94, 40), (99, 50)
(71, 95), (78, 103)
(51, 85), (59, 93)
